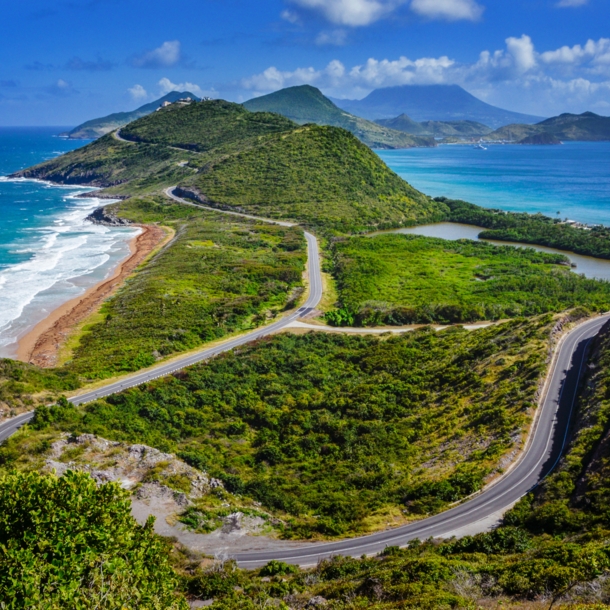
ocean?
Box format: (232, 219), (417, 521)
(378, 142), (610, 226)
(0, 127), (139, 359)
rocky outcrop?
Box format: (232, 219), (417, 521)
(86, 206), (132, 226)
(45, 433), (222, 497)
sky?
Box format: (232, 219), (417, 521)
(0, 0), (609, 126)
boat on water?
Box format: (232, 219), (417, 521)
(473, 141), (488, 150)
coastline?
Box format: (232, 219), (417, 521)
(17, 223), (170, 368)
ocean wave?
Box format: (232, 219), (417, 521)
(0, 182), (138, 351)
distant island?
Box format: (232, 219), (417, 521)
(375, 113), (492, 138)
(485, 111), (610, 143)
(331, 84), (544, 128)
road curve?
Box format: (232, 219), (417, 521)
(0, 188), (322, 434)
(0, 186), (607, 569)
(233, 313), (610, 568)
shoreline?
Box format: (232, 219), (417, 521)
(17, 224), (169, 368)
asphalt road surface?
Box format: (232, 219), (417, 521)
(0, 186), (606, 568)
(233, 313), (610, 567)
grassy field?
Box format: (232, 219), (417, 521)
(327, 233), (610, 326)
(15, 314), (562, 538)
(62, 196), (306, 380)
(0, 360), (80, 415)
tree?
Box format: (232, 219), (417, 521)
(0, 470), (187, 609)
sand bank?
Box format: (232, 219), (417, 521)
(17, 224), (169, 368)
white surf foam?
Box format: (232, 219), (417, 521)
(0, 183), (139, 356)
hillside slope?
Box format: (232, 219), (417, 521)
(486, 111), (610, 141)
(60, 91), (198, 140)
(242, 85), (434, 149)
(377, 113), (492, 137)
(178, 124), (444, 232)
(333, 84), (543, 127)
(12, 99), (446, 232)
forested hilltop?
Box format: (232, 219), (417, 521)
(12, 99), (446, 233)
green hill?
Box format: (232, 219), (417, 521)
(242, 85), (435, 149)
(178, 124), (443, 232)
(519, 132), (562, 145)
(486, 111), (610, 142)
(12, 99), (446, 232)
(120, 99), (295, 152)
(376, 113), (492, 137)
(60, 91), (199, 140)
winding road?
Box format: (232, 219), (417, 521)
(0, 187), (608, 568)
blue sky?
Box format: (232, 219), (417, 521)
(1, 0), (608, 125)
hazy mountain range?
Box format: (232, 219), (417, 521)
(331, 84), (544, 128)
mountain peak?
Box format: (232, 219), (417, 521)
(62, 91), (200, 140)
(243, 86), (435, 150)
(332, 84), (544, 129)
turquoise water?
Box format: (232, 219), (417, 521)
(378, 142), (610, 226)
(0, 128), (138, 357)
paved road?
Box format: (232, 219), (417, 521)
(233, 313), (610, 568)
(0, 189), (322, 433)
(164, 186), (296, 227)
(0, 185), (607, 569)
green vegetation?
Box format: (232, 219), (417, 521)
(376, 113), (492, 137)
(184, 534), (610, 609)
(121, 99), (295, 153)
(509, 318), (610, 537)
(12, 133), (201, 195)
(63, 196), (306, 379)
(13, 100), (447, 232)
(181, 124), (445, 233)
(183, 316), (610, 610)
(520, 132), (562, 145)
(0, 359), (80, 413)
(242, 85), (435, 149)
(485, 111), (610, 142)
(327, 233), (610, 326)
(61, 90), (198, 140)
(25, 317), (557, 538)
(0, 469), (186, 608)
(446, 197), (610, 260)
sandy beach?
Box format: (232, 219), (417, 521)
(17, 224), (170, 368)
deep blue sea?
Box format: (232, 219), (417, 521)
(378, 142), (610, 226)
(0, 128), (138, 358)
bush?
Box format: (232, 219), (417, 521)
(0, 470), (186, 608)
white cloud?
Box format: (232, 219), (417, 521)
(410, 0), (484, 21)
(158, 77), (217, 99)
(540, 38), (610, 73)
(288, 0), (404, 26)
(556, 0), (588, 6)
(241, 35), (610, 116)
(132, 41), (181, 69)
(281, 9), (301, 24)
(315, 29), (348, 46)
(128, 84), (148, 100)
